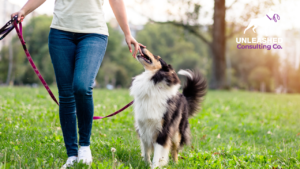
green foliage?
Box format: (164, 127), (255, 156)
(96, 24), (143, 88)
(0, 15), (144, 88)
(136, 23), (210, 76)
(0, 18), (211, 88)
(0, 15), (54, 85)
(248, 66), (271, 89)
(1, 15), (299, 93)
(0, 88), (300, 168)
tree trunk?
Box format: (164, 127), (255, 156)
(211, 0), (226, 89)
(6, 42), (13, 85)
(260, 82), (266, 92)
(225, 48), (232, 87)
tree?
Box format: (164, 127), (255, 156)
(211, 0), (226, 89)
(5, 42), (13, 85)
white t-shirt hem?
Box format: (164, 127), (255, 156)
(50, 25), (109, 36)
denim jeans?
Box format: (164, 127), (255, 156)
(48, 28), (108, 157)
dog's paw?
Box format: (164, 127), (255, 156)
(151, 163), (158, 169)
(151, 158), (168, 169)
(158, 157), (168, 166)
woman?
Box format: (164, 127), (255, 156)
(12, 0), (144, 168)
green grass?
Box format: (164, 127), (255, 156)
(0, 87), (300, 168)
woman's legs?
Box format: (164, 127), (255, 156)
(73, 33), (107, 146)
(48, 29), (78, 157)
(48, 28), (108, 157)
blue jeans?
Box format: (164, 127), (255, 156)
(48, 28), (108, 157)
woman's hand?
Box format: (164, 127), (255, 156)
(11, 10), (26, 22)
(125, 35), (146, 58)
(109, 0), (146, 58)
(11, 0), (46, 22)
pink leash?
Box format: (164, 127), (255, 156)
(14, 21), (59, 105)
(93, 101), (134, 119)
(1, 18), (132, 120)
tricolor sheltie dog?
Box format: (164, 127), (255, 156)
(130, 47), (207, 168)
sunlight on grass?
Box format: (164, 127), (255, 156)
(0, 87), (300, 168)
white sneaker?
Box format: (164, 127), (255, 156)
(61, 156), (77, 169)
(78, 146), (93, 165)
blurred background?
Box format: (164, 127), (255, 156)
(0, 0), (299, 93)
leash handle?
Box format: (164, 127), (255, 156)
(13, 21), (59, 105)
(93, 100), (134, 120)
(0, 26), (14, 40)
(0, 16), (18, 40)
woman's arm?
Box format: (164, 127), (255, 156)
(11, 0), (46, 21)
(109, 0), (145, 58)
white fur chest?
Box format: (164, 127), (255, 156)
(130, 71), (180, 146)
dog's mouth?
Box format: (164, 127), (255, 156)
(138, 49), (152, 64)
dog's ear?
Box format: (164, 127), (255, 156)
(154, 55), (161, 60)
(159, 58), (169, 72)
(168, 64), (173, 70)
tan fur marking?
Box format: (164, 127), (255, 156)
(163, 138), (171, 149)
(171, 131), (181, 163)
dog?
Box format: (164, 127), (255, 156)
(130, 47), (207, 168)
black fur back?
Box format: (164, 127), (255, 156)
(181, 70), (207, 117)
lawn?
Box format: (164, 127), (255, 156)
(0, 87), (300, 168)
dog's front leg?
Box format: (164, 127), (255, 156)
(152, 143), (163, 169)
(141, 140), (151, 163)
(152, 143), (169, 169)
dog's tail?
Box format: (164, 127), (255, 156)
(178, 69), (207, 117)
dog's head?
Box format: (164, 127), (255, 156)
(136, 47), (162, 71)
(136, 47), (180, 86)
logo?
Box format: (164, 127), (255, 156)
(237, 9), (283, 50)
(244, 9), (280, 34)
(266, 14), (280, 22)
